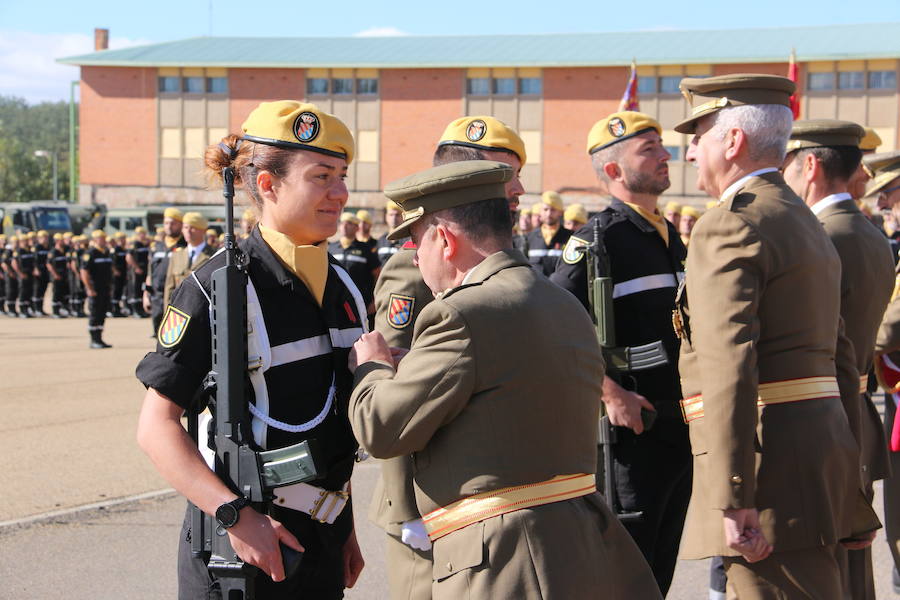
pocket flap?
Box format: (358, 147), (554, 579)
(431, 521), (485, 581)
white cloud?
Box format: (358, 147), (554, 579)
(353, 26), (408, 37)
(0, 31), (154, 104)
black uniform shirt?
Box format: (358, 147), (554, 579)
(13, 248), (35, 277)
(526, 225), (572, 277)
(35, 244), (50, 274)
(47, 246), (69, 277)
(129, 240), (150, 270)
(82, 247), (113, 289)
(113, 245), (128, 274)
(328, 239), (379, 306)
(136, 228), (363, 491)
(375, 233), (403, 266)
(550, 199), (686, 411)
(150, 238), (186, 297)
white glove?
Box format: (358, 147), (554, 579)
(400, 518), (432, 551)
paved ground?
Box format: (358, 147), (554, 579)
(1, 315), (899, 598)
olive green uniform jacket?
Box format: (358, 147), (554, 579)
(818, 197), (894, 484)
(351, 249), (661, 599)
(162, 244), (216, 308)
(676, 172), (870, 559)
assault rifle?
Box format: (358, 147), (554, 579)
(186, 167), (322, 599)
(582, 218), (645, 523)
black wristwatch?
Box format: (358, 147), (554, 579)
(215, 496), (250, 529)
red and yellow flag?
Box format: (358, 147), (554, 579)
(618, 60), (640, 112)
(788, 48), (801, 120)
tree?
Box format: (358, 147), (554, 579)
(0, 95), (75, 202)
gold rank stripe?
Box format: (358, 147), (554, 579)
(422, 474), (596, 541)
(860, 375), (869, 395)
(680, 376), (840, 424)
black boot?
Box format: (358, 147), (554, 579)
(89, 328), (112, 349)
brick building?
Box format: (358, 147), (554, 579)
(60, 23), (900, 211)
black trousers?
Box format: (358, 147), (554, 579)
(151, 292), (164, 335)
(33, 273), (49, 309)
(128, 272), (145, 310)
(176, 503), (349, 600)
(5, 276), (18, 311)
(69, 273), (84, 314)
(112, 275), (126, 310)
(612, 416), (692, 597)
(88, 293), (110, 332)
(51, 277), (69, 310)
(18, 276), (33, 311)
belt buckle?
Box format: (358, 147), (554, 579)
(309, 489), (349, 523)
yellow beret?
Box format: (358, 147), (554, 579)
(664, 201), (682, 213)
(241, 100), (354, 164)
(438, 116), (527, 164)
(541, 191), (564, 211)
(91, 229), (106, 239)
(340, 212), (360, 224)
(241, 209), (256, 221)
(564, 203), (588, 225)
(356, 210), (372, 224)
(52, 232), (63, 241)
(385, 200), (402, 212)
(788, 119), (864, 152)
(134, 226), (147, 234)
(114, 231), (127, 239)
(163, 207), (183, 221)
(587, 111), (662, 154)
(25, 231), (35, 238)
(681, 206), (701, 219)
(182, 212), (209, 229)
(37, 230), (49, 237)
(860, 127), (882, 152)
(155, 226), (164, 233)
(219, 233), (226, 241)
(9, 236), (17, 242)
(205, 228), (217, 236)
(675, 73), (795, 134)
(531, 202), (543, 215)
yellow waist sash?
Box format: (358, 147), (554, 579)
(422, 473), (596, 541)
(680, 376), (839, 424)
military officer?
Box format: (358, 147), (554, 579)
(32, 230), (51, 315)
(678, 206), (700, 247)
(350, 160), (661, 599)
(375, 200), (405, 266)
(80, 230), (114, 348)
(46, 233), (70, 317)
(204, 228), (219, 250)
(675, 73), (876, 599)
(783, 119), (895, 600)
(329, 212), (380, 315)
(550, 111), (689, 596)
(162, 212), (216, 308)
(368, 114), (529, 600)
(68, 235), (87, 317)
(663, 201), (681, 229)
(110, 231), (129, 316)
(0, 234), (5, 313)
(13, 233), (36, 317)
(239, 208), (256, 239)
(563, 203), (588, 231)
(356, 210), (378, 254)
(868, 149), (900, 594)
(526, 191), (571, 276)
(126, 226), (151, 317)
(529, 201), (542, 231)
(143, 207), (186, 335)
(2, 236), (18, 316)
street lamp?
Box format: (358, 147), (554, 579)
(34, 150), (58, 201)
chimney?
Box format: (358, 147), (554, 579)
(94, 28), (109, 51)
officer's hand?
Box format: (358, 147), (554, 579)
(342, 528), (365, 588)
(603, 383), (655, 434)
(349, 332), (392, 372)
(389, 347), (409, 367)
(141, 291), (151, 312)
(86, 289), (97, 298)
(723, 508), (772, 563)
(227, 508), (304, 583)
(841, 529), (877, 550)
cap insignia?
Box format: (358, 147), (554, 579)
(402, 206), (425, 221)
(608, 117), (627, 138)
(466, 120), (487, 142)
(692, 97), (730, 117)
(293, 111), (320, 143)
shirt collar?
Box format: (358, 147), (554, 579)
(719, 167), (780, 204)
(810, 192), (852, 216)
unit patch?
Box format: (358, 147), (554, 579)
(294, 111), (320, 143)
(387, 293), (415, 329)
(466, 119), (487, 142)
(158, 305), (191, 348)
(607, 117), (626, 138)
(562, 236), (589, 265)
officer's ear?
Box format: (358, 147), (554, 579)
(602, 161), (622, 182)
(803, 152), (820, 184)
(256, 171), (276, 202)
(435, 223), (458, 260)
(724, 127), (747, 161)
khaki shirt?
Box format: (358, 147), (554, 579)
(163, 244), (215, 307)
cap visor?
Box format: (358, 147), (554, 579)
(673, 115), (699, 135)
(387, 214), (421, 241)
(865, 172), (900, 198)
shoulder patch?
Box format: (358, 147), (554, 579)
(158, 305), (191, 348)
(82, 253), (91, 262)
(387, 293), (415, 330)
(562, 236), (589, 265)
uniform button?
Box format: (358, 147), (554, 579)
(446, 562), (453, 572)
(386, 499), (392, 506)
(731, 475), (742, 484)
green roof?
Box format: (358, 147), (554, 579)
(59, 23), (900, 69)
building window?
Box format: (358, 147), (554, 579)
(519, 77), (542, 95)
(659, 76), (681, 94)
(492, 77), (516, 95)
(332, 78), (354, 95)
(356, 78), (378, 95)
(808, 72), (835, 91)
(664, 145), (682, 161)
(158, 76), (180, 93)
(306, 78), (329, 95)
(637, 76), (657, 94)
(466, 77), (491, 96)
(869, 70), (897, 90)
(838, 71), (864, 90)
(183, 76), (205, 94)
(207, 77), (228, 94)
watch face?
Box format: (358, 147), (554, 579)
(216, 502), (238, 528)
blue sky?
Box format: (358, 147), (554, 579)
(3, 0), (900, 103)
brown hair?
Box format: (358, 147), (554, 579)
(203, 134), (296, 210)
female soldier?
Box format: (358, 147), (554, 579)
(136, 101), (365, 599)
